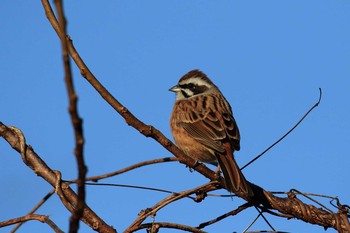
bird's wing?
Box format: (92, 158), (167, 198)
(178, 111), (226, 153)
(177, 94), (240, 153)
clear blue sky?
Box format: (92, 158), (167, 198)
(1, 1), (349, 232)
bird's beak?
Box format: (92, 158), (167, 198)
(169, 85), (181, 92)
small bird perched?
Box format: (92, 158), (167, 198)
(169, 69), (253, 198)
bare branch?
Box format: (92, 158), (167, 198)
(53, 0), (87, 232)
(80, 157), (177, 182)
(39, 0), (350, 231)
(242, 88), (322, 170)
(40, 0), (230, 195)
(0, 123), (116, 233)
(10, 189), (55, 233)
(198, 202), (253, 229)
(81, 182), (199, 202)
(249, 207), (277, 232)
(138, 222), (207, 233)
(125, 182), (218, 232)
(263, 190), (349, 232)
(0, 214), (64, 233)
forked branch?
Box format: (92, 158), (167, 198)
(125, 182), (218, 232)
(39, 0), (350, 232)
(0, 123), (116, 233)
(0, 214), (63, 233)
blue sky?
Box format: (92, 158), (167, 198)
(1, 1), (349, 232)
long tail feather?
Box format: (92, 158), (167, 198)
(216, 152), (254, 198)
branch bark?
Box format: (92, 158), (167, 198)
(125, 182), (218, 232)
(10, 189), (55, 233)
(0, 123), (116, 233)
(39, 1), (350, 232)
(0, 214), (63, 233)
(137, 222), (207, 233)
(53, 0), (87, 232)
(82, 157), (177, 182)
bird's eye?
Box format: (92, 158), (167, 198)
(187, 83), (195, 90)
(179, 83), (196, 90)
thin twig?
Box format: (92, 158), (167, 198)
(242, 88), (322, 170)
(38, 1), (350, 231)
(290, 189), (333, 213)
(10, 189), (55, 233)
(138, 222), (208, 233)
(80, 182), (197, 201)
(40, 0), (229, 197)
(254, 206), (276, 231)
(53, 1), (87, 232)
(125, 182), (218, 232)
(0, 214), (64, 233)
(80, 181), (240, 200)
(0, 123), (116, 233)
(243, 210), (262, 233)
(257, 206), (294, 219)
(54, 171), (75, 214)
(75, 157), (177, 182)
(197, 202), (253, 229)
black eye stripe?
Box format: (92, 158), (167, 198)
(179, 83), (209, 96)
(179, 83), (194, 89)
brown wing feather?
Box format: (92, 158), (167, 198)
(178, 117), (226, 154)
(177, 93), (240, 153)
(222, 111), (240, 151)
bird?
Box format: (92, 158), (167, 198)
(169, 69), (253, 198)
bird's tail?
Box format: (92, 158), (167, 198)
(216, 153), (254, 199)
